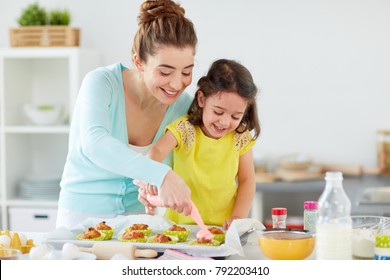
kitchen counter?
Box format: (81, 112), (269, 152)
(13, 176), (390, 261)
(255, 174), (390, 192)
(251, 174), (390, 222)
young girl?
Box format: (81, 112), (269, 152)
(147, 59), (261, 229)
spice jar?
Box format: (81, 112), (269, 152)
(374, 230), (390, 260)
(303, 201), (318, 233)
(377, 130), (390, 174)
(271, 208), (287, 229)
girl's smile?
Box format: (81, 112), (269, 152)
(198, 91), (248, 139)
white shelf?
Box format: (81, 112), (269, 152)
(3, 125), (70, 134)
(0, 47), (100, 230)
(0, 47), (92, 58)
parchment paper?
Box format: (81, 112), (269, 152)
(43, 215), (264, 258)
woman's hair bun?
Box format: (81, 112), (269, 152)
(138, 0), (185, 25)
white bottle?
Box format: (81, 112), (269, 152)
(315, 171), (352, 260)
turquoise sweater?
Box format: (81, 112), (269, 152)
(58, 63), (193, 214)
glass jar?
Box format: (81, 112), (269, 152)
(271, 207), (287, 229)
(375, 237), (390, 260)
(303, 201), (318, 234)
(377, 129), (390, 174)
(374, 223), (390, 260)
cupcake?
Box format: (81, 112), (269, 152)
(76, 227), (106, 241)
(147, 234), (178, 244)
(209, 227), (225, 244)
(126, 223), (152, 236)
(118, 230), (147, 243)
(188, 238), (220, 246)
(163, 224), (191, 242)
(95, 221), (115, 240)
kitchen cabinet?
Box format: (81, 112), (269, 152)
(0, 47), (100, 231)
(9, 207), (58, 232)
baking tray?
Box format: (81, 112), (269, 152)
(42, 215), (262, 257)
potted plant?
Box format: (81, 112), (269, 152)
(17, 2), (48, 26)
(48, 9), (71, 26)
(9, 2), (79, 47)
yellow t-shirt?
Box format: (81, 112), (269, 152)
(164, 115), (255, 226)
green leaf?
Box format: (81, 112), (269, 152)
(49, 9), (71, 26)
(17, 2), (47, 26)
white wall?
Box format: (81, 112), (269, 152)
(1, 0), (390, 168)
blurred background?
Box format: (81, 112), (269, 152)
(2, 0), (390, 168)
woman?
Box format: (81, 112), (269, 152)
(56, 0), (197, 228)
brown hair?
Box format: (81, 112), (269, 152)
(188, 59), (261, 140)
(132, 0), (198, 62)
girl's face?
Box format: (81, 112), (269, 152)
(198, 91), (248, 139)
(140, 45), (195, 105)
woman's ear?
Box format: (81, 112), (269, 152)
(132, 53), (143, 71)
(197, 90), (205, 108)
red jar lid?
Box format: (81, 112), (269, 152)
(272, 207), (287, 215)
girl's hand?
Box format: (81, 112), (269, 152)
(223, 216), (242, 230)
(134, 180), (157, 215)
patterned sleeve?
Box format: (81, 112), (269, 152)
(235, 130), (256, 156)
(165, 116), (196, 152)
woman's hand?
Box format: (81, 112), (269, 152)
(134, 170), (192, 215)
(159, 170), (192, 215)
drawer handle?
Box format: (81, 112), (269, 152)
(34, 215), (49, 219)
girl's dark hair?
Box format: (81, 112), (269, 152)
(132, 0), (197, 62)
(188, 59), (261, 139)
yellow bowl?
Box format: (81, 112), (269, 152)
(258, 229), (315, 260)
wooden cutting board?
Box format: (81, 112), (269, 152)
(320, 163), (380, 176)
(275, 168), (323, 182)
(255, 171), (278, 183)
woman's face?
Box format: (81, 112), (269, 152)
(141, 45), (195, 105)
(198, 91), (248, 139)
